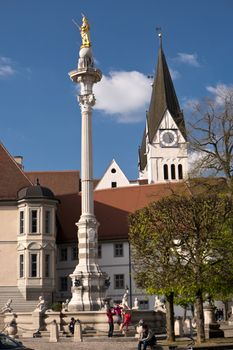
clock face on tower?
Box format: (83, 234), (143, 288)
(160, 130), (178, 147)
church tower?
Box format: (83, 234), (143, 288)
(139, 34), (188, 184)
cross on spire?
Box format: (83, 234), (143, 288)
(156, 27), (162, 47)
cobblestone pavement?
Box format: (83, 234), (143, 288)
(21, 337), (138, 350)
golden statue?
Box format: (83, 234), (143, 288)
(80, 15), (91, 48)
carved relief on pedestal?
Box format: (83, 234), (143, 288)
(88, 228), (96, 241)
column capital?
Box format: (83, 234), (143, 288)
(78, 94), (96, 113)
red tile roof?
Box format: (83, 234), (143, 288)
(55, 181), (190, 243)
(94, 182), (190, 241)
(0, 143), (32, 199)
(26, 171), (80, 195)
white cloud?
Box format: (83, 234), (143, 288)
(181, 97), (199, 111)
(188, 151), (203, 168)
(93, 70), (151, 123)
(0, 56), (16, 77)
(188, 150), (209, 176)
(175, 53), (200, 67)
(206, 83), (233, 105)
(169, 68), (180, 80)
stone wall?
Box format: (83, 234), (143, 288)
(2, 309), (166, 336)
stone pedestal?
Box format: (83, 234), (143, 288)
(4, 313), (18, 339)
(32, 310), (42, 331)
(228, 305), (233, 325)
(73, 320), (83, 342)
(204, 306), (224, 339)
(204, 306), (215, 325)
(183, 317), (193, 336)
(174, 317), (184, 336)
(49, 320), (59, 342)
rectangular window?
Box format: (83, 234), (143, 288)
(60, 248), (67, 261)
(111, 182), (117, 188)
(19, 254), (24, 278)
(45, 210), (51, 234)
(19, 211), (24, 234)
(60, 277), (68, 291)
(45, 254), (50, 278)
(139, 300), (149, 310)
(31, 210), (38, 233)
(98, 244), (102, 259)
(30, 254), (37, 277)
(114, 243), (123, 257)
(72, 246), (78, 260)
(114, 274), (125, 289)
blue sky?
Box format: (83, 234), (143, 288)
(0, 0), (232, 180)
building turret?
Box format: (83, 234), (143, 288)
(17, 182), (58, 302)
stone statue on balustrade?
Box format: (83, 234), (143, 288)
(1, 299), (13, 313)
(121, 287), (130, 309)
(62, 299), (69, 312)
(154, 296), (166, 313)
(34, 296), (47, 313)
(132, 297), (139, 310)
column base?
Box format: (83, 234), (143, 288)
(68, 270), (109, 311)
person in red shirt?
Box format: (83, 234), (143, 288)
(106, 307), (115, 337)
(120, 310), (131, 331)
(113, 303), (122, 326)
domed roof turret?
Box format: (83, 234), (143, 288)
(18, 179), (55, 200)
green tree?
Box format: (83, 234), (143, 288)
(129, 194), (233, 344)
(129, 200), (185, 342)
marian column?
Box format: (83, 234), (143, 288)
(68, 15), (109, 311)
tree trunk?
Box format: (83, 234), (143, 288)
(165, 292), (175, 342)
(195, 289), (205, 343)
(223, 301), (229, 321)
(183, 305), (187, 320)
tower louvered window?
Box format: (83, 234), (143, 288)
(178, 164), (183, 179)
(163, 164), (168, 180)
(171, 164), (176, 180)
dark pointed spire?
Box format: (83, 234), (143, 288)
(138, 35), (187, 172)
(147, 35), (186, 143)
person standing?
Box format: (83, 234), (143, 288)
(120, 310), (131, 332)
(113, 303), (122, 326)
(69, 317), (76, 335)
(106, 307), (115, 337)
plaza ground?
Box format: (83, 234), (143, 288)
(20, 336), (233, 350)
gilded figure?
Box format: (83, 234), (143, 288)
(80, 15), (91, 48)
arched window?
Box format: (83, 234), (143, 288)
(171, 164), (176, 180)
(163, 164), (168, 180)
(178, 164), (183, 179)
